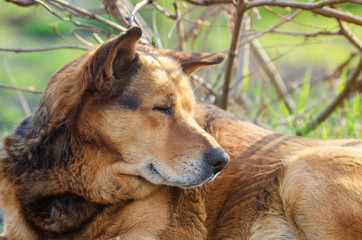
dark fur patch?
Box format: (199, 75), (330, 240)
(3, 121), (72, 181)
(112, 54), (142, 110)
(24, 194), (106, 238)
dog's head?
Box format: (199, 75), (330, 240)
(78, 28), (228, 187)
(11, 27), (228, 201)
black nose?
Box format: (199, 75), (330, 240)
(205, 148), (229, 174)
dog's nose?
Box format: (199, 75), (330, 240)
(205, 148), (229, 174)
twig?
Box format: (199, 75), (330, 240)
(220, 1), (247, 110)
(245, 0), (362, 25)
(52, 25), (73, 44)
(0, 84), (43, 94)
(184, 6), (219, 41)
(127, 0), (154, 27)
(3, 60), (31, 116)
(0, 45), (88, 52)
(297, 54), (362, 135)
(270, 29), (339, 38)
(231, 14), (251, 100)
(151, 8), (162, 47)
(246, 0), (355, 10)
(250, 39), (296, 113)
(49, 0), (127, 32)
(238, 8), (302, 47)
(352, 78), (362, 92)
(184, 0), (233, 5)
(191, 75), (218, 97)
(153, 3), (177, 20)
(330, 53), (358, 79)
(337, 19), (362, 51)
(312, 8), (362, 26)
(262, 5), (326, 30)
(5, 0), (35, 7)
(92, 33), (104, 44)
(35, 0), (109, 35)
(201, 10), (221, 51)
(101, 0), (129, 27)
(71, 30), (94, 46)
(174, 3), (185, 51)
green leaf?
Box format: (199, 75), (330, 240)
(48, 22), (59, 31)
(151, 36), (157, 47)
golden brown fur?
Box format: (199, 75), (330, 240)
(0, 27), (361, 239)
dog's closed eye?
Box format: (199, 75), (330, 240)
(152, 106), (172, 115)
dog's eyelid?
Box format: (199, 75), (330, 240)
(152, 106), (172, 115)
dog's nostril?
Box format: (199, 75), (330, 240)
(205, 148), (229, 174)
(212, 159), (227, 174)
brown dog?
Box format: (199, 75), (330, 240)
(0, 27), (361, 240)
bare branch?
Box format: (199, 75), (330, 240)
(298, 54), (362, 135)
(250, 39), (296, 114)
(245, 0), (362, 25)
(231, 14), (251, 100)
(0, 45), (88, 53)
(50, 24), (73, 44)
(312, 8), (362, 25)
(0, 84), (43, 94)
(174, 3), (185, 51)
(184, 6), (219, 41)
(5, 0), (35, 7)
(352, 78), (362, 92)
(184, 0), (234, 6)
(153, 3), (177, 20)
(262, 5), (326, 30)
(92, 33), (104, 44)
(35, 0), (110, 35)
(220, 1), (247, 110)
(238, 8), (302, 47)
(71, 30), (94, 46)
(101, 0), (129, 27)
(127, 0), (154, 27)
(49, 0), (127, 32)
(337, 20), (362, 51)
(246, 0), (354, 10)
(191, 75), (218, 97)
(3, 60), (31, 116)
(270, 29), (339, 38)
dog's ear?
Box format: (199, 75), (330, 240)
(163, 51), (226, 75)
(137, 45), (225, 75)
(82, 27), (142, 96)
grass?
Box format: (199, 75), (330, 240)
(247, 72), (361, 138)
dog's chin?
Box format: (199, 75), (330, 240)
(143, 163), (217, 188)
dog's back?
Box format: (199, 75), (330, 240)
(196, 104), (362, 239)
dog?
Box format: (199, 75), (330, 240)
(0, 27), (361, 239)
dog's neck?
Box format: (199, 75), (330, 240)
(3, 117), (157, 238)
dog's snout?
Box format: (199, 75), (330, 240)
(205, 148), (229, 174)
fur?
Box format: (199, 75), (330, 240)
(1, 27), (361, 239)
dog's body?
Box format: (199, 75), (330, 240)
(0, 28), (361, 240)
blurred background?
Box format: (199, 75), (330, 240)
(0, 0), (361, 140)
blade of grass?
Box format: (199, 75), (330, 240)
(296, 69), (311, 115)
(336, 67), (347, 94)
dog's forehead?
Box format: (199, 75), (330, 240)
(138, 53), (183, 83)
